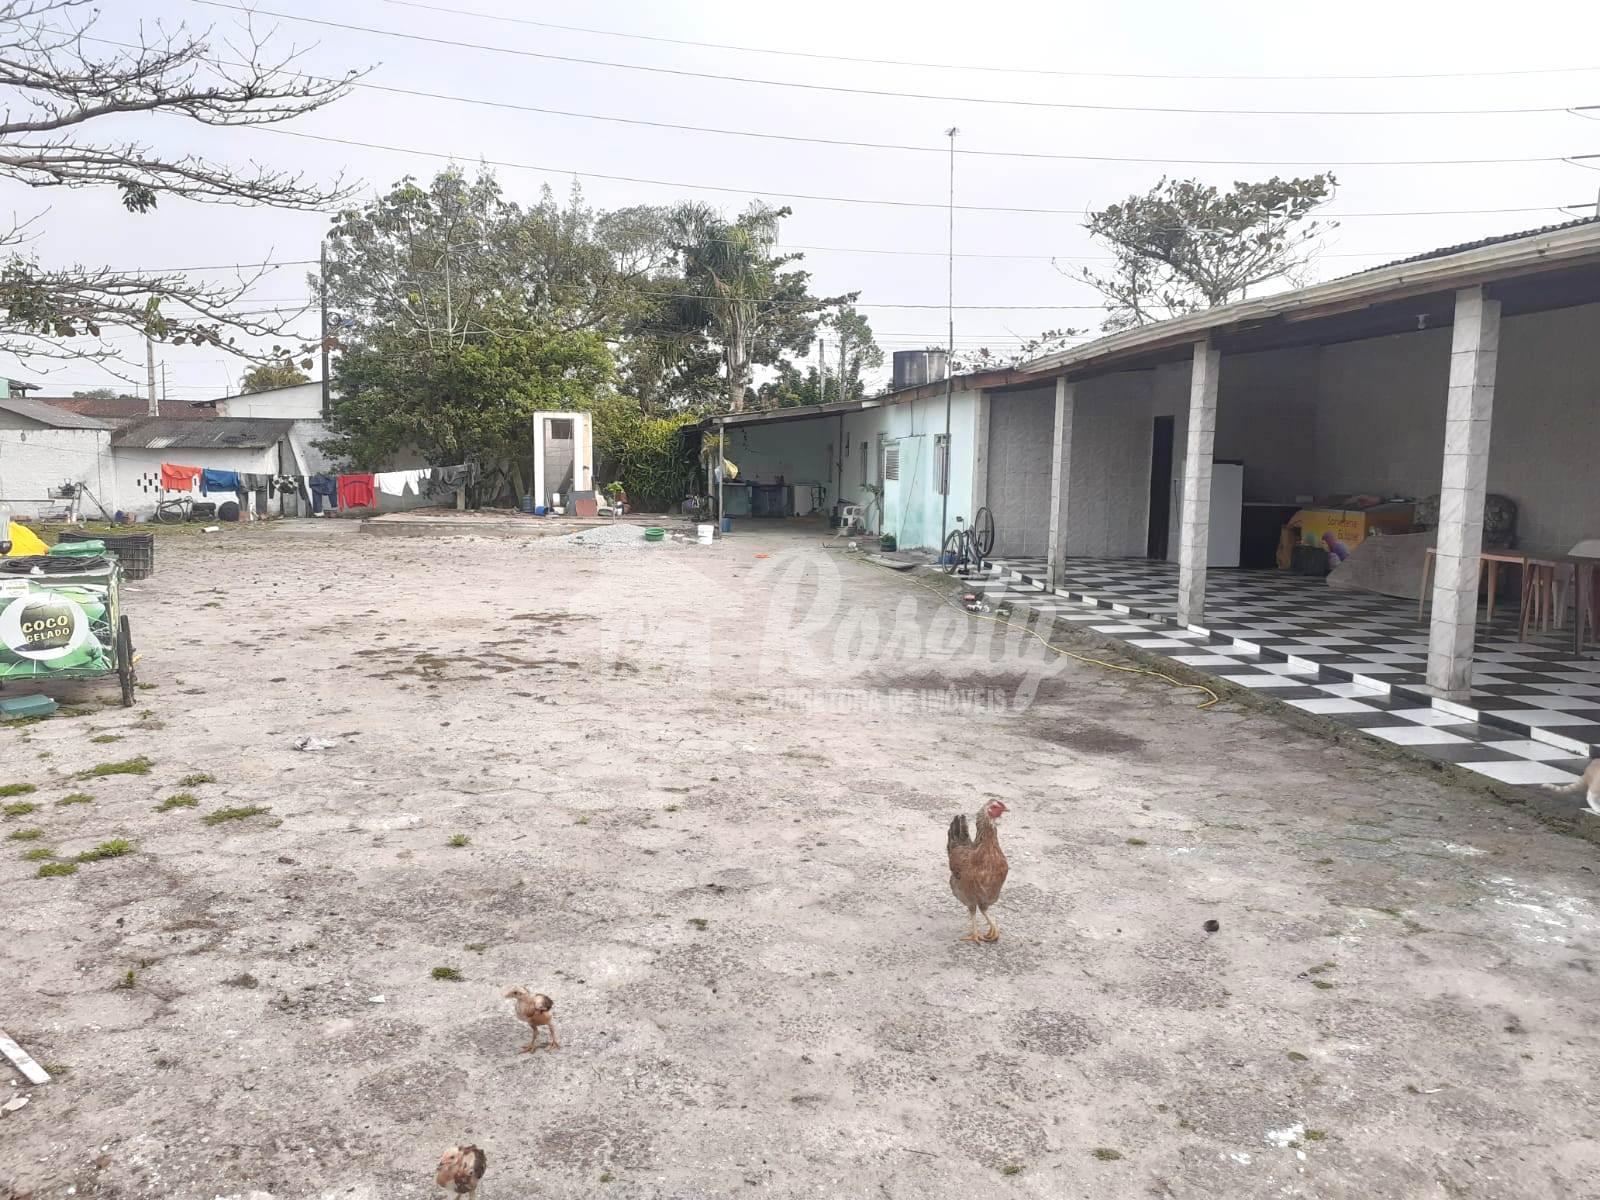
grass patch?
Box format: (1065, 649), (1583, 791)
(3, 801), (39, 818)
(77, 838), (135, 862)
(464, 942), (488, 953)
(687, 917), (709, 931)
(36, 861), (77, 878)
(431, 966), (464, 982)
(0, 782), (38, 797)
(7, 827), (44, 841)
(115, 969), (137, 990)
(136, 681), (157, 691)
(1125, 837), (1147, 847)
(155, 793), (199, 812)
(76, 756), (152, 779)
(56, 792), (93, 806)
(224, 972), (259, 989)
(1313, 857), (1334, 866)
(1287, 1051), (1309, 1062)
(1000, 1165), (1024, 1176)
(664, 804), (680, 813)
(20, 846), (55, 861)
(1304, 1129), (1327, 1142)
(1311, 979), (1334, 990)
(89, 734), (123, 744)
(202, 804), (269, 826)
(447, 833), (470, 847)
(1090, 1148), (1123, 1162)
(55, 706), (92, 718)
(178, 772), (215, 787)
(575, 815), (590, 825)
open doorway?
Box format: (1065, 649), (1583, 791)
(1147, 415), (1174, 559)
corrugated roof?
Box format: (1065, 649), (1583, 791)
(1353, 215), (1600, 276)
(0, 396), (108, 429)
(41, 396), (216, 426)
(111, 417), (292, 449)
(1023, 217), (1600, 378)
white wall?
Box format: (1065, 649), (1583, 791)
(214, 382), (324, 419)
(0, 427), (117, 518)
(111, 444), (281, 518)
(984, 386), (1056, 557)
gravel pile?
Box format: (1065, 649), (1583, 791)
(559, 523), (673, 550)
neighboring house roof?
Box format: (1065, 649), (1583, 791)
(187, 379), (322, 409)
(111, 417), (293, 450)
(1023, 217), (1600, 378)
(0, 396), (109, 429)
(3, 377), (39, 395)
(40, 396), (217, 426)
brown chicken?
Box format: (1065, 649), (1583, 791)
(948, 800), (1009, 942)
(436, 1145), (487, 1197)
(505, 986), (559, 1052)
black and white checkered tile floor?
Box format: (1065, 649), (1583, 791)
(968, 555), (1598, 801)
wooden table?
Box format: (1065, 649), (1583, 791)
(1417, 547), (1528, 624)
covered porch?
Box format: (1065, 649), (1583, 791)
(979, 553), (1598, 790)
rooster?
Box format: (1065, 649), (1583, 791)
(948, 800), (1009, 942)
(505, 986), (559, 1052)
(436, 1145), (487, 1197)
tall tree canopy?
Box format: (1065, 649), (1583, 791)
(240, 360), (309, 393)
(1074, 174), (1337, 331)
(0, 1), (361, 371)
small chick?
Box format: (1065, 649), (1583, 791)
(436, 1145), (487, 1197)
(505, 986), (558, 1052)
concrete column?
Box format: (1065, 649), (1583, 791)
(1046, 377), (1075, 592)
(1176, 340), (1221, 625)
(1427, 286), (1500, 697)
(970, 390), (991, 520)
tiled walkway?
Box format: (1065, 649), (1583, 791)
(969, 555), (1597, 800)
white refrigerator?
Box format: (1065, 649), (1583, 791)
(1170, 461), (1244, 568)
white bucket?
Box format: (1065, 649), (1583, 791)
(696, 523), (715, 545)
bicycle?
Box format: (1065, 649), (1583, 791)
(941, 516), (983, 576)
(154, 493), (193, 524)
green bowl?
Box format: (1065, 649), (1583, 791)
(643, 527), (665, 542)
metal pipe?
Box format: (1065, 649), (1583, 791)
(939, 126), (958, 558)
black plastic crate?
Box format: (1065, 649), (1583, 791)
(56, 531), (155, 579)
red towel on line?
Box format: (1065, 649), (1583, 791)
(160, 463), (202, 491)
(338, 473), (376, 510)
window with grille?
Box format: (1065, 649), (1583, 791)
(884, 442), (900, 481)
(934, 433), (950, 496)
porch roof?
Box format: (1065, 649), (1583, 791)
(703, 366), (1029, 430)
(1022, 217), (1600, 380)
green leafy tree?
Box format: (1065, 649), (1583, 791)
(240, 360), (309, 393)
(1073, 174), (1337, 331)
(324, 325), (613, 485)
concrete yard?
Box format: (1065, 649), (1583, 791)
(3, 522), (1599, 1199)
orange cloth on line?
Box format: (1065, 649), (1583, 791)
(160, 463), (202, 491)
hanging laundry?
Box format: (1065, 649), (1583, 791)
(427, 463), (480, 498)
(375, 470), (413, 497)
(308, 475), (338, 514)
(199, 468), (241, 496)
(238, 472), (272, 493)
(338, 473), (376, 510)
(161, 463), (202, 491)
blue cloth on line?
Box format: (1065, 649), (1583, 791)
(308, 474), (338, 515)
(200, 468), (240, 496)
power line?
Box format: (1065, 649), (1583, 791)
(350, 79), (1577, 167)
(368, 0), (1600, 84)
(254, 126), (1580, 219)
(191, 3), (1581, 118)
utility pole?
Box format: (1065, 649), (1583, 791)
(817, 337), (826, 406)
(939, 126), (959, 558)
(838, 331), (848, 404)
(319, 239), (331, 419)
(160, 363), (167, 403)
(145, 336), (158, 417)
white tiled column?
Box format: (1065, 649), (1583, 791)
(1176, 340), (1220, 625)
(1427, 286), (1500, 698)
(1046, 377), (1075, 592)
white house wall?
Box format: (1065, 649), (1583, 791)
(984, 386), (1056, 557)
(110, 444), (280, 518)
(0, 427), (117, 518)
(214, 382), (324, 419)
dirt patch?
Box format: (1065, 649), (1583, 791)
(1024, 719), (1147, 755)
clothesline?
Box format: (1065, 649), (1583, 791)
(158, 462), (481, 514)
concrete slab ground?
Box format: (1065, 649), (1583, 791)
(2, 523), (1598, 1199)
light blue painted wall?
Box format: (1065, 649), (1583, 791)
(718, 387), (980, 550)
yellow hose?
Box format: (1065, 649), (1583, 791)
(852, 549), (1222, 710)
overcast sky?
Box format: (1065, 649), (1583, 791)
(8, 0), (1600, 400)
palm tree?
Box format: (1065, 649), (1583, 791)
(667, 202), (784, 414)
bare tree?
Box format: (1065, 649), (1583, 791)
(0, 0), (363, 372)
